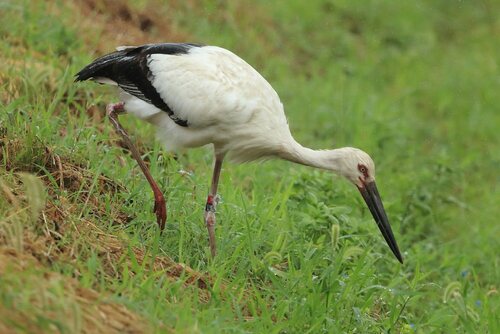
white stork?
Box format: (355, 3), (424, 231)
(75, 43), (403, 263)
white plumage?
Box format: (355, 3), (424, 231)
(76, 43), (403, 263)
(122, 46), (290, 162)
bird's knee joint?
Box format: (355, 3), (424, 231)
(106, 102), (125, 116)
(205, 211), (216, 227)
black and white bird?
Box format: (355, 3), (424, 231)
(75, 43), (403, 263)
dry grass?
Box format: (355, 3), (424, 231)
(0, 132), (216, 331)
(0, 134), (213, 287)
(0, 247), (152, 334)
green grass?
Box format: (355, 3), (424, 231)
(1, 0), (499, 333)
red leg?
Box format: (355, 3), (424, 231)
(204, 153), (224, 257)
(106, 102), (166, 230)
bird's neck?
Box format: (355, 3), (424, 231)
(279, 139), (347, 174)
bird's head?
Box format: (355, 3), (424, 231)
(333, 148), (403, 263)
(335, 148), (375, 187)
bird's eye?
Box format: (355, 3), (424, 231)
(358, 164), (368, 176)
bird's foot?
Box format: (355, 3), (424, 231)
(106, 101), (125, 116)
(153, 193), (167, 231)
(204, 194), (217, 257)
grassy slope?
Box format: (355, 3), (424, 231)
(1, 0), (499, 332)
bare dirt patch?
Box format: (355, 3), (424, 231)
(69, 0), (189, 54)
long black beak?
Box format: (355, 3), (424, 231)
(358, 181), (403, 263)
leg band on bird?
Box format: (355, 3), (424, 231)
(106, 102), (167, 231)
(205, 195), (216, 212)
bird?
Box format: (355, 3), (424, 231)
(75, 43), (403, 263)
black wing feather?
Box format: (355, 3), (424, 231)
(75, 43), (202, 127)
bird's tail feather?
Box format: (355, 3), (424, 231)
(74, 50), (127, 82)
